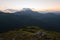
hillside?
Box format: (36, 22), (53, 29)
(0, 26), (60, 40)
(0, 10), (60, 32)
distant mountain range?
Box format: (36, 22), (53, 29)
(0, 8), (60, 14)
(0, 8), (60, 32)
(0, 8), (32, 13)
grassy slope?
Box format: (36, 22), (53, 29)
(0, 26), (60, 40)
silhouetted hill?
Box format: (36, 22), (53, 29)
(0, 9), (60, 32)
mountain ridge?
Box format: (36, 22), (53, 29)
(0, 8), (60, 32)
(0, 8), (60, 14)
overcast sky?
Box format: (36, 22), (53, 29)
(0, 0), (60, 11)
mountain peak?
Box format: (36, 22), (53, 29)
(21, 8), (32, 11)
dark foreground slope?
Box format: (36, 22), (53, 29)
(0, 26), (60, 40)
(0, 9), (60, 32)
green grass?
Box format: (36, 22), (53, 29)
(0, 26), (60, 40)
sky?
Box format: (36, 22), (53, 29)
(0, 0), (60, 11)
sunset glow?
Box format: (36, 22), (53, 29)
(0, 0), (60, 11)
